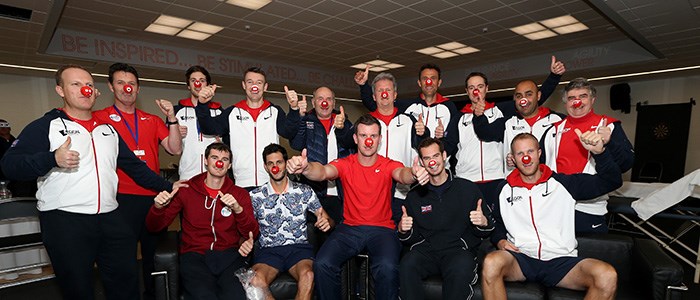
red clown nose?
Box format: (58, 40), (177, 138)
(80, 86), (93, 98)
(193, 81), (202, 88)
(519, 98), (528, 107)
(320, 100), (329, 109)
(271, 166), (280, 175)
(425, 78), (433, 86)
(572, 100), (582, 108)
(215, 161), (224, 168)
(364, 138), (374, 147)
(251, 86), (259, 93)
(123, 84), (133, 94)
(381, 91), (389, 99)
(521, 155), (532, 165)
(472, 89), (480, 97)
(428, 160), (437, 167)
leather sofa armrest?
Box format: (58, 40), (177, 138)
(153, 231), (180, 300)
(631, 238), (685, 300)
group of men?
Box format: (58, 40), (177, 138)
(0, 55), (632, 300)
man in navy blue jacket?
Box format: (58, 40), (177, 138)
(0, 65), (175, 300)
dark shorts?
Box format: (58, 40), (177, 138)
(508, 251), (583, 287)
(253, 244), (314, 272)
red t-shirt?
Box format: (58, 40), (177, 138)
(234, 100), (271, 122)
(330, 154), (404, 229)
(556, 111), (615, 174)
(203, 184), (220, 199)
(319, 117), (333, 135)
(94, 106), (169, 196)
(370, 108), (398, 126)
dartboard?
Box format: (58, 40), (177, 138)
(652, 122), (669, 140)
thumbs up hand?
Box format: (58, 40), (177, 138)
(434, 118), (445, 139)
(398, 206), (413, 234)
(154, 187), (179, 209)
(575, 128), (605, 154)
(198, 84), (217, 103)
(596, 118), (611, 145)
(286, 149), (309, 174)
(414, 113), (425, 136)
(238, 231), (255, 257)
(470, 199), (488, 227)
(550, 55), (566, 75)
(298, 95), (307, 116)
(411, 157), (429, 186)
(55, 137), (80, 169)
(156, 99), (176, 120)
(218, 191), (243, 214)
(354, 65), (370, 85)
(334, 106), (345, 129)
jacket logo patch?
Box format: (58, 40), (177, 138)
(264, 114), (272, 120)
(421, 205), (432, 214)
(101, 132), (113, 136)
(506, 195), (523, 206)
(462, 120), (472, 126)
(306, 121), (314, 129)
(180, 116), (195, 121)
(512, 125), (526, 131)
(59, 129), (80, 136)
(235, 115), (250, 121)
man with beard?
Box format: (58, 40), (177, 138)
(398, 138), (494, 300)
(286, 114), (429, 300)
(473, 79), (565, 173)
(289, 86), (354, 224)
(481, 132), (621, 300)
(146, 142), (259, 299)
(173, 66), (224, 181)
(195, 67), (301, 190)
(541, 78), (634, 233)
(248, 143), (332, 300)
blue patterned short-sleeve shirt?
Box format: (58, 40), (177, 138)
(250, 180), (322, 248)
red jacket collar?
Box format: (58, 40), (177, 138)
(506, 164), (553, 190)
(566, 110), (618, 126)
(178, 98), (222, 109)
(420, 93), (450, 105)
(234, 99), (270, 111)
(461, 101), (495, 113)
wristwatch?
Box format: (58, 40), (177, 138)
(165, 119), (178, 126)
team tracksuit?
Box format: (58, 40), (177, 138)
(173, 98), (223, 180)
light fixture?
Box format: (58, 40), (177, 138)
(226, 0), (272, 10)
(177, 30), (211, 41)
(188, 22), (224, 34)
(369, 66), (389, 72)
(416, 41), (480, 59)
(510, 15), (589, 40)
(153, 15), (192, 28)
(145, 14), (225, 41)
(145, 24), (180, 36)
(350, 60), (405, 71)
(366, 59), (390, 66)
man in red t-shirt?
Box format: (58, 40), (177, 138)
(287, 114), (429, 299)
(94, 62), (182, 300)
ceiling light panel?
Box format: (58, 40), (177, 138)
(154, 15), (192, 28)
(416, 47), (443, 55)
(226, 0), (272, 10)
(540, 15), (579, 28)
(523, 29), (557, 40)
(453, 47), (480, 54)
(510, 22), (546, 35)
(145, 24), (181, 35)
(436, 41), (467, 50)
(432, 51), (459, 59)
(177, 29), (211, 41)
(187, 22), (224, 34)
(552, 23), (589, 34)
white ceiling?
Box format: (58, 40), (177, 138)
(1, 0), (699, 97)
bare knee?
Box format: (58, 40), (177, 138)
(298, 268), (314, 286)
(250, 273), (269, 289)
(593, 264), (617, 296)
(481, 251), (509, 283)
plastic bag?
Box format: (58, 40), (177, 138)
(235, 267), (266, 300)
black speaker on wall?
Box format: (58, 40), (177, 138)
(610, 83), (631, 113)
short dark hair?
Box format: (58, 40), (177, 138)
(510, 133), (539, 153)
(55, 64), (90, 85)
(205, 142), (232, 160)
(186, 66), (211, 85)
(417, 137), (444, 157)
(353, 114), (381, 134)
(244, 67), (266, 81)
(562, 77), (596, 102)
(108, 63), (140, 85)
(262, 143), (288, 162)
(419, 63), (441, 80)
(465, 72), (488, 88)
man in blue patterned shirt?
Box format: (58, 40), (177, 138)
(249, 143), (333, 300)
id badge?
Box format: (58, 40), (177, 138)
(134, 149), (146, 156)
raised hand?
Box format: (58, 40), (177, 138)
(506, 153), (515, 168)
(497, 239), (520, 252)
(473, 97), (486, 116)
(574, 128), (605, 154)
(434, 118), (445, 139)
(156, 99), (176, 121)
(354, 65), (370, 85)
(334, 106), (345, 129)
(286, 149), (309, 174)
(179, 125), (187, 138)
(298, 95), (307, 116)
(550, 55), (566, 75)
(154, 186), (179, 209)
(198, 84), (217, 103)
(469, 199), (488, 227)
(55, 137), (80, 169)
(238, 231), (254, 257)
(398, 206), (413, 233)
(218, 191), (243, 214)
(414, 113), (425, 136)
(314, 207), (332, 232)
(596, 118), (611, 145)
(411, 156), (429, 185)
(284, 85), (299, 110)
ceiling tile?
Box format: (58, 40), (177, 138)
(309, 1), (354, 16)
(357, 1), (402, 15)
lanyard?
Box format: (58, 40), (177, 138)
(113, 105), (139, 148)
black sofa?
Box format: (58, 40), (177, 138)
(154, 229), (685, 300)
(406, 234), (685, 300)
